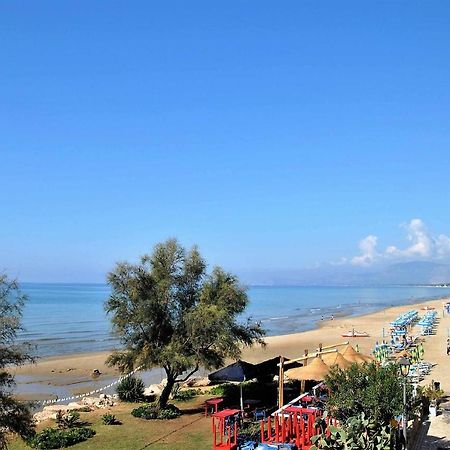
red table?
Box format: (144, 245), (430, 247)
(212, 409), (241, 450)
(284, 406), (318, 414)
(205, 397), (224, 417)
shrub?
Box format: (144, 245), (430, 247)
(27, 427), (95, 449)
(131, 404), (158, 420)
(421, 385), (444, 404)
(55, 411), (83, 429)
(156, 404), (182, 419)
(208, 381), (274, 405)
(209, 383), (239, 399)
(131, 403), (181, 420)
(116, 376), (145, 402)
(101, 413), (121, 425)
(172, 388), (202, 402)
(325, 362), (404, 425)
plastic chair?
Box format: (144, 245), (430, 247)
(253, 408), (266, 420)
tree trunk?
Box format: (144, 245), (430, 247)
(158, 375), (176, 409)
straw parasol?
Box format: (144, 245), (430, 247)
(341, 345), (373, 364)
(321, 351), (352, 370)
(285, 357), (330, 381)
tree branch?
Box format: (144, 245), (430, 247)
(175, 365), (199, 383)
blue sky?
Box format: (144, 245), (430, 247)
(1, 1), (450, 282)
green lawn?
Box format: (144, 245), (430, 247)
(9, 398), (212, 450)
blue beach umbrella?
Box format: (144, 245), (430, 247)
(209, 360), (258, 411)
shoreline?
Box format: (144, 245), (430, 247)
(12, 296), (450, 402)
(20, 284), (450, 359)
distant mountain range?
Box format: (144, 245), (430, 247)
(240, 261), (450, 286)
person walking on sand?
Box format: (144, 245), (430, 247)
(447, 338), (450, 355)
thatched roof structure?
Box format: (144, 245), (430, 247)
(321, 351), (352, 369)
(341, 345), (373, 364)
(285, 357), (330, 381)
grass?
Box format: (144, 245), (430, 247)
(9, 397), (212, 450)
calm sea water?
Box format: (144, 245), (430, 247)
(18, 283), (450, 357)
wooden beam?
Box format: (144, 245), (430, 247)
(276, 341), (350, 367)
(317, 341), (349, 351)
(278, 348), (339, 367)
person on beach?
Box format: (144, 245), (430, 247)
(447, 338), (450, 355)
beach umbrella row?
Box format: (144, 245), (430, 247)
(373, 344), (391, 363)
(407, 343), (425, 363)
(417, 311), (437, 335)
(389, 310), (418, 328)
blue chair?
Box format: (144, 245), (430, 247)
(253, 408), (266, 420)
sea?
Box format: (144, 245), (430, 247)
(18, 283), (450, 358)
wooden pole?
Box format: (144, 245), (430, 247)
(278, 355), (284, 408)
(300, 349), (308, 393)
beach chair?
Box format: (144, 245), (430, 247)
(253, 408), (266, 421)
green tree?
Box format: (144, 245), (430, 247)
(105, 239), (265, 408)
(310, 363), (406, 450)
(0, 274), (35, 449)
(325, 362), (404, 425)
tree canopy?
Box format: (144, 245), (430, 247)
(105, 239), (265, 407)
(0, 274), (35, 449)
(325, 362), (404, 425)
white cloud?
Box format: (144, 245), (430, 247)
(386, 219), (433, 258)
(351, 235), (379, 266)
(349, 219), (450, 266)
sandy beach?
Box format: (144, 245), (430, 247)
(12, 296), (450, 402)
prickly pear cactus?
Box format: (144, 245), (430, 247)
(310, 412), (391, 450)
